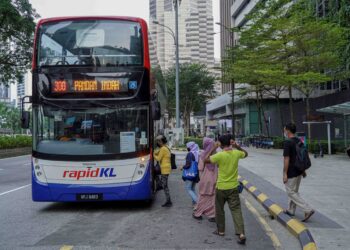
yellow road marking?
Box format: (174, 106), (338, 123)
(60, 245), (73, 250)
(303, 242), (318, 250)
(244, 198), (282, 250)
(242, 180), (248, 185)
(287, 219), (307, 235)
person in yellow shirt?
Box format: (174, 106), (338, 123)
(153, 135), (172, 207)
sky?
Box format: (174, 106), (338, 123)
(28, 0), (221, 59)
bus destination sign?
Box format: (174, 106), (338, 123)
(52, 79), (130, 93)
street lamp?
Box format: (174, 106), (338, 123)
(215, 22), (235, 139)
(152, 1), (181, 129)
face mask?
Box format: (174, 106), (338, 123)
(284, 132), (288, 139)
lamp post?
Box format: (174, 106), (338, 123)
(152, 0), (181, 129)
(216, 22), (235, 139)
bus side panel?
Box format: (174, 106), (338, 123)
(126, 162), (153, 200)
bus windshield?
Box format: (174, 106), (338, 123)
(33, 105), (149, 156)
(38, 20), (143, 67)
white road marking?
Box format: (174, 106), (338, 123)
(0, 184), (31, 197)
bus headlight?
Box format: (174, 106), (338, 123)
(32, 161), (48, 184)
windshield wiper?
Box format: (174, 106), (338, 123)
(42, 99), (69, 110)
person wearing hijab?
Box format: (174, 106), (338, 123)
(182, 141), (200, 207)
(193, 138), (218, 222)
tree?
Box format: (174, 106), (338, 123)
(165, 63), (216, 136)
(0, 0), (38, 86)
(0, 102), (21, 133)
(225, 0), (347, 140)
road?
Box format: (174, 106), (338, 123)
(0, 153), (296, 250)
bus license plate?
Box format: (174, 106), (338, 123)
(76, 193), (103, 201)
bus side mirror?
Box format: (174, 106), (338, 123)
(20, 96), (32, 129)
(151, 101), (161, 120)
(21, 111), (30, 129)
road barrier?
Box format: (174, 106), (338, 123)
(238, 175), (317, 250)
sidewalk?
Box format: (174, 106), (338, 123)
(240, 148), (350, 250)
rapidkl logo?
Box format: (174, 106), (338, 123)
(63, 168), (117, 180)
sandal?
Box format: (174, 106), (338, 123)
(283, 209), (295, 217)
(302, 210), (315, 222)
(192, 214), (203, 220)
(213, 230), (225, 237)
(237, 235), (246, 245)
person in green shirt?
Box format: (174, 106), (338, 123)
(205, 134), (248, 245)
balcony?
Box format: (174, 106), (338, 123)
(231, 0), (249, 18)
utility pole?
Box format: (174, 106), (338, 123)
(216, 22), (235, 139)
(174, 0), (181, 128)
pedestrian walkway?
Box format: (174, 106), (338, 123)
(240, 148), (350, 250)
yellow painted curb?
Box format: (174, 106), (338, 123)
(60, 245), (73, 250)
(287, 219), (307, 235)
(269, 204), (284, 217)
(257, 193), (268, 203)
(248, 186), (257, 192)
(303, 242), (317, 250)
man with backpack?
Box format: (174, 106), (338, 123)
(283, 123), (315, 222)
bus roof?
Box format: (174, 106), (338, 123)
(37, 16), (147, 26)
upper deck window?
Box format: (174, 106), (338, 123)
(38, 20), (143, 67)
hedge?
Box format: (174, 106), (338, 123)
(0, 135), (32, 149)
(272, 136), (340, 154)
(184, 137), (204, 149)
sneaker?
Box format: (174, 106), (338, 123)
(162, 201), (173, 207)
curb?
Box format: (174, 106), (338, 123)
(238, 175), (317, 250)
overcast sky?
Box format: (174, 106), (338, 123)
(29, 0), (221, 58)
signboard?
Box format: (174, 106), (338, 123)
(51, 79), (135, 94)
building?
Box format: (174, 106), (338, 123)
(0, 85), (11, 105)
(149, 0), (215, 71)
(219, 0), (234, 94)
(17, 71), (32, 110)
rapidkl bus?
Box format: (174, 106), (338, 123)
(21, 16), (166, 202)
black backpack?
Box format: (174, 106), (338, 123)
(294, 139), (312, 172)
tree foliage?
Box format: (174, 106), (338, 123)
(165, 63), (215, 135)
(223, 0), (348, 131)
(0, 0), (38, 85)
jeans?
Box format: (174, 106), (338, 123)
(215, 188), (245, 235)
(185, 180), (198, 204)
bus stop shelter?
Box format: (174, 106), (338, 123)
(317, 101), (350, 149)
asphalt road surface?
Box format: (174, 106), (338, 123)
(0, 154), (290, 250)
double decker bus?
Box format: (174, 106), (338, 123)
(21, 16), (165, 202)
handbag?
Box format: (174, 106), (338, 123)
(238, 181), (244, 193)
(165, 146), (177, 169)
(182, 160), (199, 181)
(154, 162), (161, 175)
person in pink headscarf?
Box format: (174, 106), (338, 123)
(192, 137), (218, 222)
